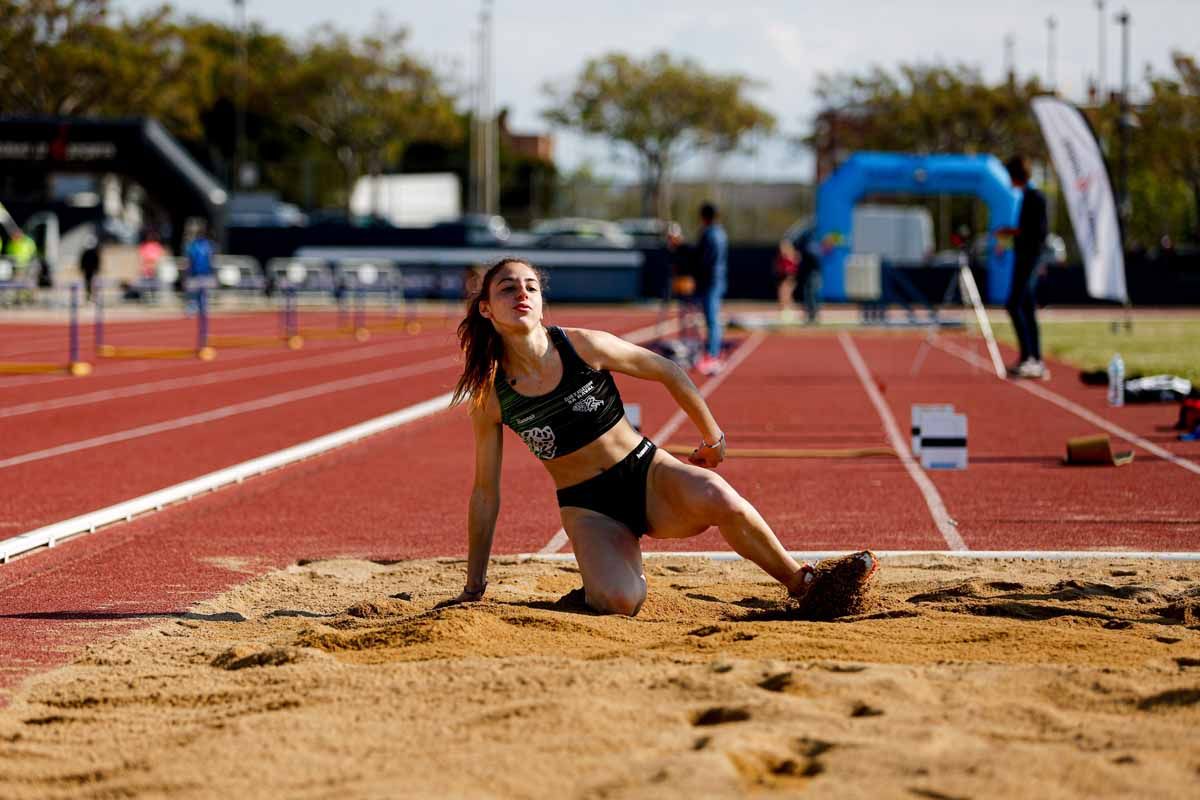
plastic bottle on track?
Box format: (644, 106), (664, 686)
(1107, 353), (1125, 407)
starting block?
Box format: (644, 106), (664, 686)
(912, 404), (967, 470)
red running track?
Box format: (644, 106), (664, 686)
(1, 314), (1198, 704)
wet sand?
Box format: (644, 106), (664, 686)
(1, 555), (1199, 798)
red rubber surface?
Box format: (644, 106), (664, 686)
(2, 310), (1198, 705)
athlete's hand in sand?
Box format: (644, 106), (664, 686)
(688, 433), (726, 469)
(434, 583), (487, 609)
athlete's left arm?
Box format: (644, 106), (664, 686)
(565, 328), (726, 467)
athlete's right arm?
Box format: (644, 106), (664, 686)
(448, 390), (504, 606)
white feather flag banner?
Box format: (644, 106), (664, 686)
(1032, 96), (1128, 304)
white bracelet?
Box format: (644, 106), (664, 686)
(700, 433), (725, 449)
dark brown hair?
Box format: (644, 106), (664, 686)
(1005, 155), (1031, 185)
(451, 258), (547, 408)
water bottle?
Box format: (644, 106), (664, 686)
(1107, 353), (1125, 407)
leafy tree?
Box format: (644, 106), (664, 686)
(1135, 53), (1200, 241)
(808, 63), (1046, 164)
(282, 21), (460, 211)
(0, 0), (186, 120)
(544, 51), (776, 218)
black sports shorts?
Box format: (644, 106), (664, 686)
(556, 437), (656, 536)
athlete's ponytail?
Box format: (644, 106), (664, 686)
(452, 258), (541, 408)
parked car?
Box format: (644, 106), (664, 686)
(227, 192), (308, 227)
(617, 218), (677, 248)
(431, 214), (511, 246)
(531, 218), (635, 249)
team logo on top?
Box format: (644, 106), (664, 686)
(521, 425), (557, 460)
(571, 396), (604, 413)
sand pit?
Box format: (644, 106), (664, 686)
(1, 555), (1199, 798)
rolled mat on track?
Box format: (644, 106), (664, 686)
(663, 444), (897, 459)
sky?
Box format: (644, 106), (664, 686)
(115, 0), (1199, 182)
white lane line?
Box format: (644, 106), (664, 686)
(934, 337), (1200, 477)
(838, 332), (967, 551)
(0, 335), (451, 419)
(0, 355), (460, 470)
(537, 331), (766, 556)
(520, 549), (1200, 562)
(1, 392), (454, 564)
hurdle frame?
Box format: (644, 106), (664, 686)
(0, 283), (92, 376)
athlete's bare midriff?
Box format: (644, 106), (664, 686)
(541, 416), (647, 490)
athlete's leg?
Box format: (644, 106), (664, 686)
(643, 452), (810, 595)
(701, 286), (723, 357)
(560, 507), (647, 616)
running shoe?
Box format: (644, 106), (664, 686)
(787, 563), (817, 600)
(696, 354), (725, 376)
(791, 550), (880, 620)
(1017, 359), (1051, 380)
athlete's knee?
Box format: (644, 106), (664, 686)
(695, 474), (749, 524)
(586, 580), (646, 617)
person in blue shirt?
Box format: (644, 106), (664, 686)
(694, 202), (728, 375)
(184, 222), (216, 314)
(787, 225), (822, 325)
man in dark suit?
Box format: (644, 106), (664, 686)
(1001, 156), (1050, 379)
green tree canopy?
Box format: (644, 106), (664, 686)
(0, 2), (462, 211)
(282, 21), (460, 209)
(807, 58), (1200, 248)
(809, 63), (1046, 162)
(1134, 53), (1200, 240)
(543, 51), (776, 217)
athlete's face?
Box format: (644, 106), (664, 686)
(482, 262), (543, 330)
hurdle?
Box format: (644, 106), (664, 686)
(95, 284), (217, 361)
(206, 288), (304, 351)
(343, 260), (425, 336)
(292, 288), (371, 342)
(0, 283), (92, 376)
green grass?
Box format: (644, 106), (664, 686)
(989, 319), (1200, 383)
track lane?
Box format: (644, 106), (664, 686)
(638, 333), (947, 553)
(1, 312), (663, 533)
(851, 333), (1200, 551)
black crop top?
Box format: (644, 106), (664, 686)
(494, 326), (625, 460)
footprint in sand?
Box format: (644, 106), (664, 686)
(690, 706), (751, 726)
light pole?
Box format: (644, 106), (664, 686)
(233, 0), (248, 190)
(1003, 32), (1015, 87)
(1045, 16), (1057, 92)
(1115, 8), (1131, 225)
(483, 0), (498, 216)
(467, 19), (480, 213)
(469, 1), (497, 215)
(1095, 0), (1107, 101)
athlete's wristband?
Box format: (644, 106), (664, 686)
(700, 433), (725, 450)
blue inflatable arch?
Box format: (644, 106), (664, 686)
(815, 153), (1021, 303)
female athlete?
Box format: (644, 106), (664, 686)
(446, 258), (875, 615)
